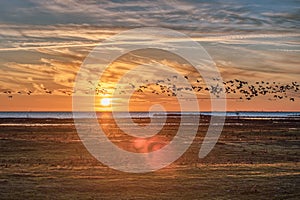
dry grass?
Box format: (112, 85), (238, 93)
(0, 117), (299, 199)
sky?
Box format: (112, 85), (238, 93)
(0, 0), (299, 111)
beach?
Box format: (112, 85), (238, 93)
(0, 113), (299, 199)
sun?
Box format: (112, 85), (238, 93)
(100, 98), (111, 106)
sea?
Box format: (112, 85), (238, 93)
(0, 111), (299, 129)
(0, 111), (299, 119)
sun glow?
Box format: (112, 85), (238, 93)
(100, 98), (111, 106)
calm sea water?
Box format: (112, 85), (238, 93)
(0, 112), (299, 119)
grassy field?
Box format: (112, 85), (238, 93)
(0, 117), (299, 199)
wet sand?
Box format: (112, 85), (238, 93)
(0, 116), (299, 199)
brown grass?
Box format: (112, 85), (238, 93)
(0, 117), (299, 199)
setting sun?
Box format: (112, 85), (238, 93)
(100, 98), (111, 106)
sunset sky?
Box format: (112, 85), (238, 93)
(0, 0), (299, 111)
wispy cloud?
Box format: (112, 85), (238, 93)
(0, 0), (299, 111)
(1, 0), (299, 31)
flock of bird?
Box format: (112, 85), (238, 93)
(115, 76), (300, 101)
(2, 75), (299, 102)
(112, 76), (298, 102)
(223, 79), (298, 101)
(2, 89), (71, 98)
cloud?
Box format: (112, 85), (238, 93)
(1, 0), (298, 32)
(0, 24), (122, 52)
(0, 23), (299, 95)
(0, 0), (299, 102)
(0, 55), (79, 94)
(0, 22), (298, 52)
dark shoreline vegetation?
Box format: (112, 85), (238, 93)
(0, 115), (299, 199)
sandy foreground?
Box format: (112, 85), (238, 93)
(0, 115), (299, 199)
